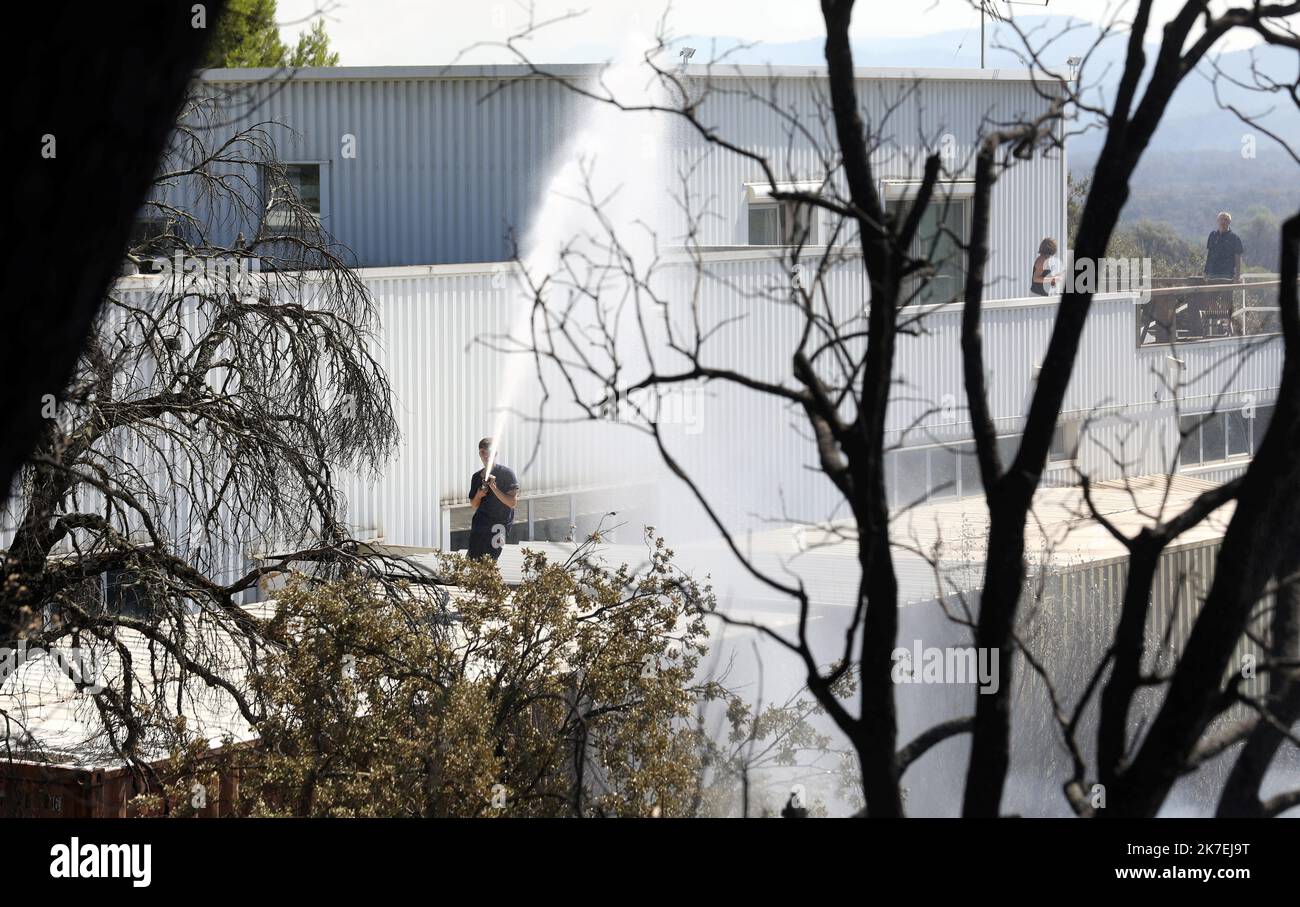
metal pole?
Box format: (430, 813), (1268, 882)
(981, 3), (986, 69)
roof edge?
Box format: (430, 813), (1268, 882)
(197, 63), (1058, 84)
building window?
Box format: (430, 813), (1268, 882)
(885, 195), (971, 306)
(446, 489), (639, 552)
(880, 180), (975, 307)
(886, 436), (1020, 508)
(1226, 409), (1250, 457)
(1048, 420), (1080, 464)
(105, 570), (153, 621)
(747, 200), (818, 245)
(59, 569), (154, 622)
(1254, 404), (1275, 447)
(748, 203), (783, 245)
(264, 163), (323, 230)
(126, 214), (178, 258)
(959, 441), (983, 496)
(894, 447), (931, 506)
(744, 181), (822, 246)
(1179, 404), (1272, 468)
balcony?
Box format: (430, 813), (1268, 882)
(1135, 276), (1292, 346)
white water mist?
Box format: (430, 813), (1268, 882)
(489, 36), (674, 472)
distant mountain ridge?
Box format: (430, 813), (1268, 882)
(663, 19), (1299, 257)
(679, 16), (1300, 154)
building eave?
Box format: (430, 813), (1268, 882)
(196, 63), (1062, 84)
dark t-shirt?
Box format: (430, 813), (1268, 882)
(1206, 230), (1244, 277)
(468, 464), (520, 533)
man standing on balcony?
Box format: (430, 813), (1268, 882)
(468, 436), (520, 562)
(1205, 212), (1244, 281)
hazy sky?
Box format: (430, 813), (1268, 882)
(277, 0), (1285, 66)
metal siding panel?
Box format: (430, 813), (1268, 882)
(196, 73), (1063, 280)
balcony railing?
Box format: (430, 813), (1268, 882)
(1136, 276), (1294, 347)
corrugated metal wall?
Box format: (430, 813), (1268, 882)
(339, 265), (662, 548)
(889, 293), (1284, 478)
(676, 74), (1065, 293)
(5, 262), (1281, 564)
(340, 258), (1282, 548)
(191, 67), (1064, 288)
(1046, 537), (1272, 704)
(189, 74), (581, 267)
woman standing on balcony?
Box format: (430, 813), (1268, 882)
(1031, 238), (1061, 296)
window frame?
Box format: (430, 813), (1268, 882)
(1178, 404), (1271, 469)
(1048, 419), (1081, 465)
(104, 568), (154, 621)
(886, 434), (1020, 508)
(881, 180), (975, 307)
(744, 181), (822, 246)
(746, 201), (786, 246)
(262, 161), (329, 232)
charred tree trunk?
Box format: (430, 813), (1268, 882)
(1112, 215), (1300, 816)
(2, 2), (225, 510)
(1216, 545), (1300, 817)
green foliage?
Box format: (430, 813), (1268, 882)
(137, 530), (852, 810)
(1106, 220), (1203, 279)
(135, 532), (846, 817)
(1236, 206), (1281, 272)
(287, 19), (340, 67)
(1069, 173), (1211, 279)
(203, 0), (283, 67)
(250, 543), (708, 817)
(204, 0), (338, 68)
(1111, 150), (1299, 255)
(1070, 150), (1297, 276)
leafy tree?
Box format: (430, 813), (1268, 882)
(1075, 149), (1300, 251)
(203, 0), (284, 68)
(288, 19), (340, 68)
(1107, 220), (1203, 279)
(1239, 206), (1281, 273)
(1067, 172), (1090, 248)
(1072, 176), (1207, 279)
(132, 534), (846, 817)
(1073, 158), (1292, 278)
(204, 0), (339, 69)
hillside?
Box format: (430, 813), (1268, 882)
(1070, 149), (1300, 271)
(687, 16), (1300, 154)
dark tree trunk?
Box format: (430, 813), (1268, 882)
(1098, 548), (1160, 791)
(1112, 215), (1300, 816)
(1216, 546), (1300, 816)
(1, 2), (225, 510)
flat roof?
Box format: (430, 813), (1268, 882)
(198, 63), (1054, 84)
(418, 472), (1237, 608)
(888, 474), (1234, 573)
(401, 475), (1235, 615)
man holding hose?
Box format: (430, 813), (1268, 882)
(467, 436), (520, 562)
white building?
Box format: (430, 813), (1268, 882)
(72, 62), (1286, 563)
(2, 60), (1288, 817)
(189, 64), (1066, 279)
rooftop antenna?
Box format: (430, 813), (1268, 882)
(980, 0), (1051, 69)
(678, 46), (696, 69)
